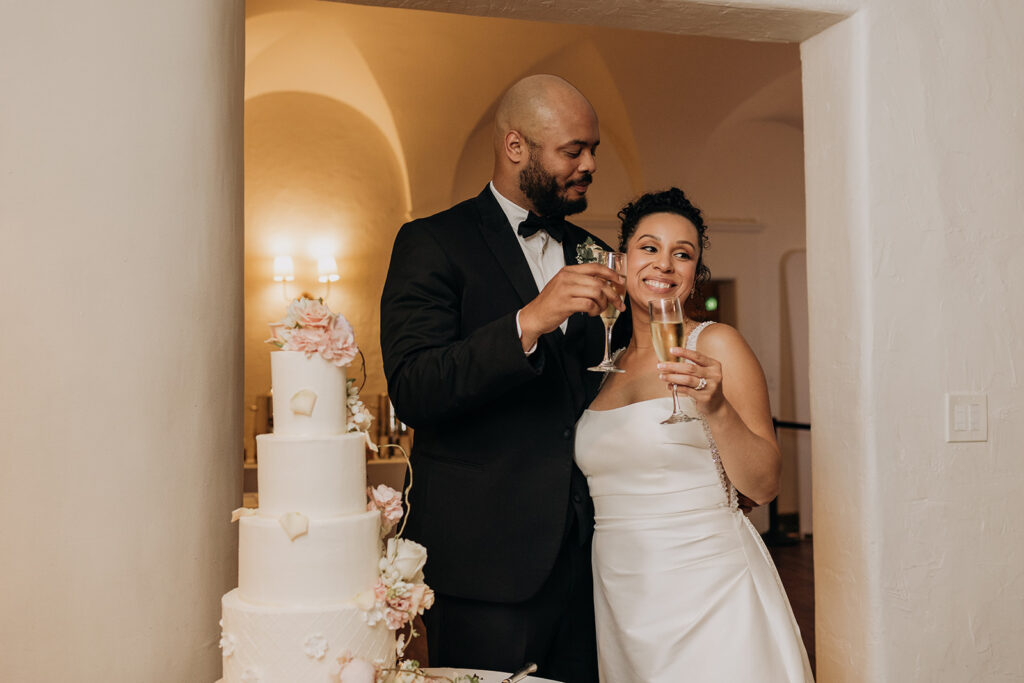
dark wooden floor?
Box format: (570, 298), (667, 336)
(768, 537), (816, 675)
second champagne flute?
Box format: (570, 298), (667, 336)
(648, 296), (696, 423)
(587, 250), (627, 373)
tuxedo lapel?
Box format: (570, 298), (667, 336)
(473, 188), (540, 307)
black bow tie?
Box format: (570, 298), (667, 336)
(517, 212), (566, 243)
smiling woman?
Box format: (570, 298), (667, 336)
(616, 187), (710, 296)
(573, 187), (809, 681)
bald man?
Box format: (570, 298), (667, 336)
(380, 75), (625, 681)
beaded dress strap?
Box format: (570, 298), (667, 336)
(686, 321), (715, 351)
(687, 321), (739, 514)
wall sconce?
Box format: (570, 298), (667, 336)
(317, 256), (339, 283)
(318, 256), (340, 298)
(273, 255), (295, 301)
(273, 256), (295, 282)
(271, 254), (340, 301)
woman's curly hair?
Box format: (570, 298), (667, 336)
(617, 187), (711, 295)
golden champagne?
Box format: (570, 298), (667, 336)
(588, 250), (628, 373)
(600, 281), (626, 324)
(650, 320), (685, 362)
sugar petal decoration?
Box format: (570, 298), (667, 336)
(219, 630), (237, 657)
(337, 656), (377, 683)
(364, 431), (379, 453)
(279, 512), (309, 541)
(290, 389), (318, 416)
(231, 507), (257, 523)
(303, 633), (329, 660)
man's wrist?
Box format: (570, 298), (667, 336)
(515, 309), (539, 355)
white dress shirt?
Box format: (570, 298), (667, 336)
(489, 182), (568, 342)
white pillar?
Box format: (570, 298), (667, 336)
(0, 2), (244, 680)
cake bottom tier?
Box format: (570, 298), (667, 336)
(220, 588), (396, 683)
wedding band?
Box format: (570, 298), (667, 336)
(695, 377), (708, 390)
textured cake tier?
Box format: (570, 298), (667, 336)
(221, 588), (396, 683)
(271, 351), (347, 436)
(239, 510), (381, 605)
(256, 432), (367, 517)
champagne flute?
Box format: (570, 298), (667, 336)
(648, 297), (696, 423)
(587, 250), (627, 373)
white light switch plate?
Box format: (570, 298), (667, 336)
(946, 393), (988, 442)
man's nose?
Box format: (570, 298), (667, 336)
(578, 149), (596, 174)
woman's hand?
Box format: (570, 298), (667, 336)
(657, 347), (727, 417)
(653, 324), (781, 506)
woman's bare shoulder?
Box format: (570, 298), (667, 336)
(696, 322), (747, 352)
(697, 323), (763, 372)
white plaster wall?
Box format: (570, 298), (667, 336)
(0, 1), (245, 680)
(803, 1), (1024, 680)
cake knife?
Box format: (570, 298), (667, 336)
(500, 662), (538, 683)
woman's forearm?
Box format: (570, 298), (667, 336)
(703, 400), (781, 505)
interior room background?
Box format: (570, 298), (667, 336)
(243, 0), (811, 528)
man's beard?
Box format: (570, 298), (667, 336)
(519, 154), (590, 217)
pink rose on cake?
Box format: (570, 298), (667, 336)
(360, 538), (434, 633)
(405, 583), (434, 616)
(376, 578), (435, 631)
(287, 326), (327, 356)
(367, 485), (404, 535)
(266, 297), (359, 367)
(384, 604), (411, 630)
(287, 297), (333, 328)
(266, 322), (286, 345)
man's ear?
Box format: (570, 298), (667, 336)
(505, 130), (526, 164)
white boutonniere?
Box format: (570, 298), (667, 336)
(576, 237), (603, 264)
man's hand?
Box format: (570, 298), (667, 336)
(518, 263), (625, 352)
(736, 491), (759, 514)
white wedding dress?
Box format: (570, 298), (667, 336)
(574, 322), (813, 682)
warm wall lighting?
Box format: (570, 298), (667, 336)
(273, 256), (295, 282)
(270, 253), (339, 301)
(317, 256), (340, 283)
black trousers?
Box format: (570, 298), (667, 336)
(422, 522), (598, 683)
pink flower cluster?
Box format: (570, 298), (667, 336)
(266, 297), (359, 367)
(374, 579), (435, 631)
(367, 485), (404, 535)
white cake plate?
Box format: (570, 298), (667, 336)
(421, 668), (561, 682)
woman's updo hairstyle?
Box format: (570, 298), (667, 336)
(617, 187), (711, 295)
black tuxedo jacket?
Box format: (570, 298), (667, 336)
(380, 186), (627, 603)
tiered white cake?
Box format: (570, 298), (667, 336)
(219, 351), (395, 682)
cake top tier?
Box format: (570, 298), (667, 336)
(270, 352), (349, 436)
(266, 298), (360, 437)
